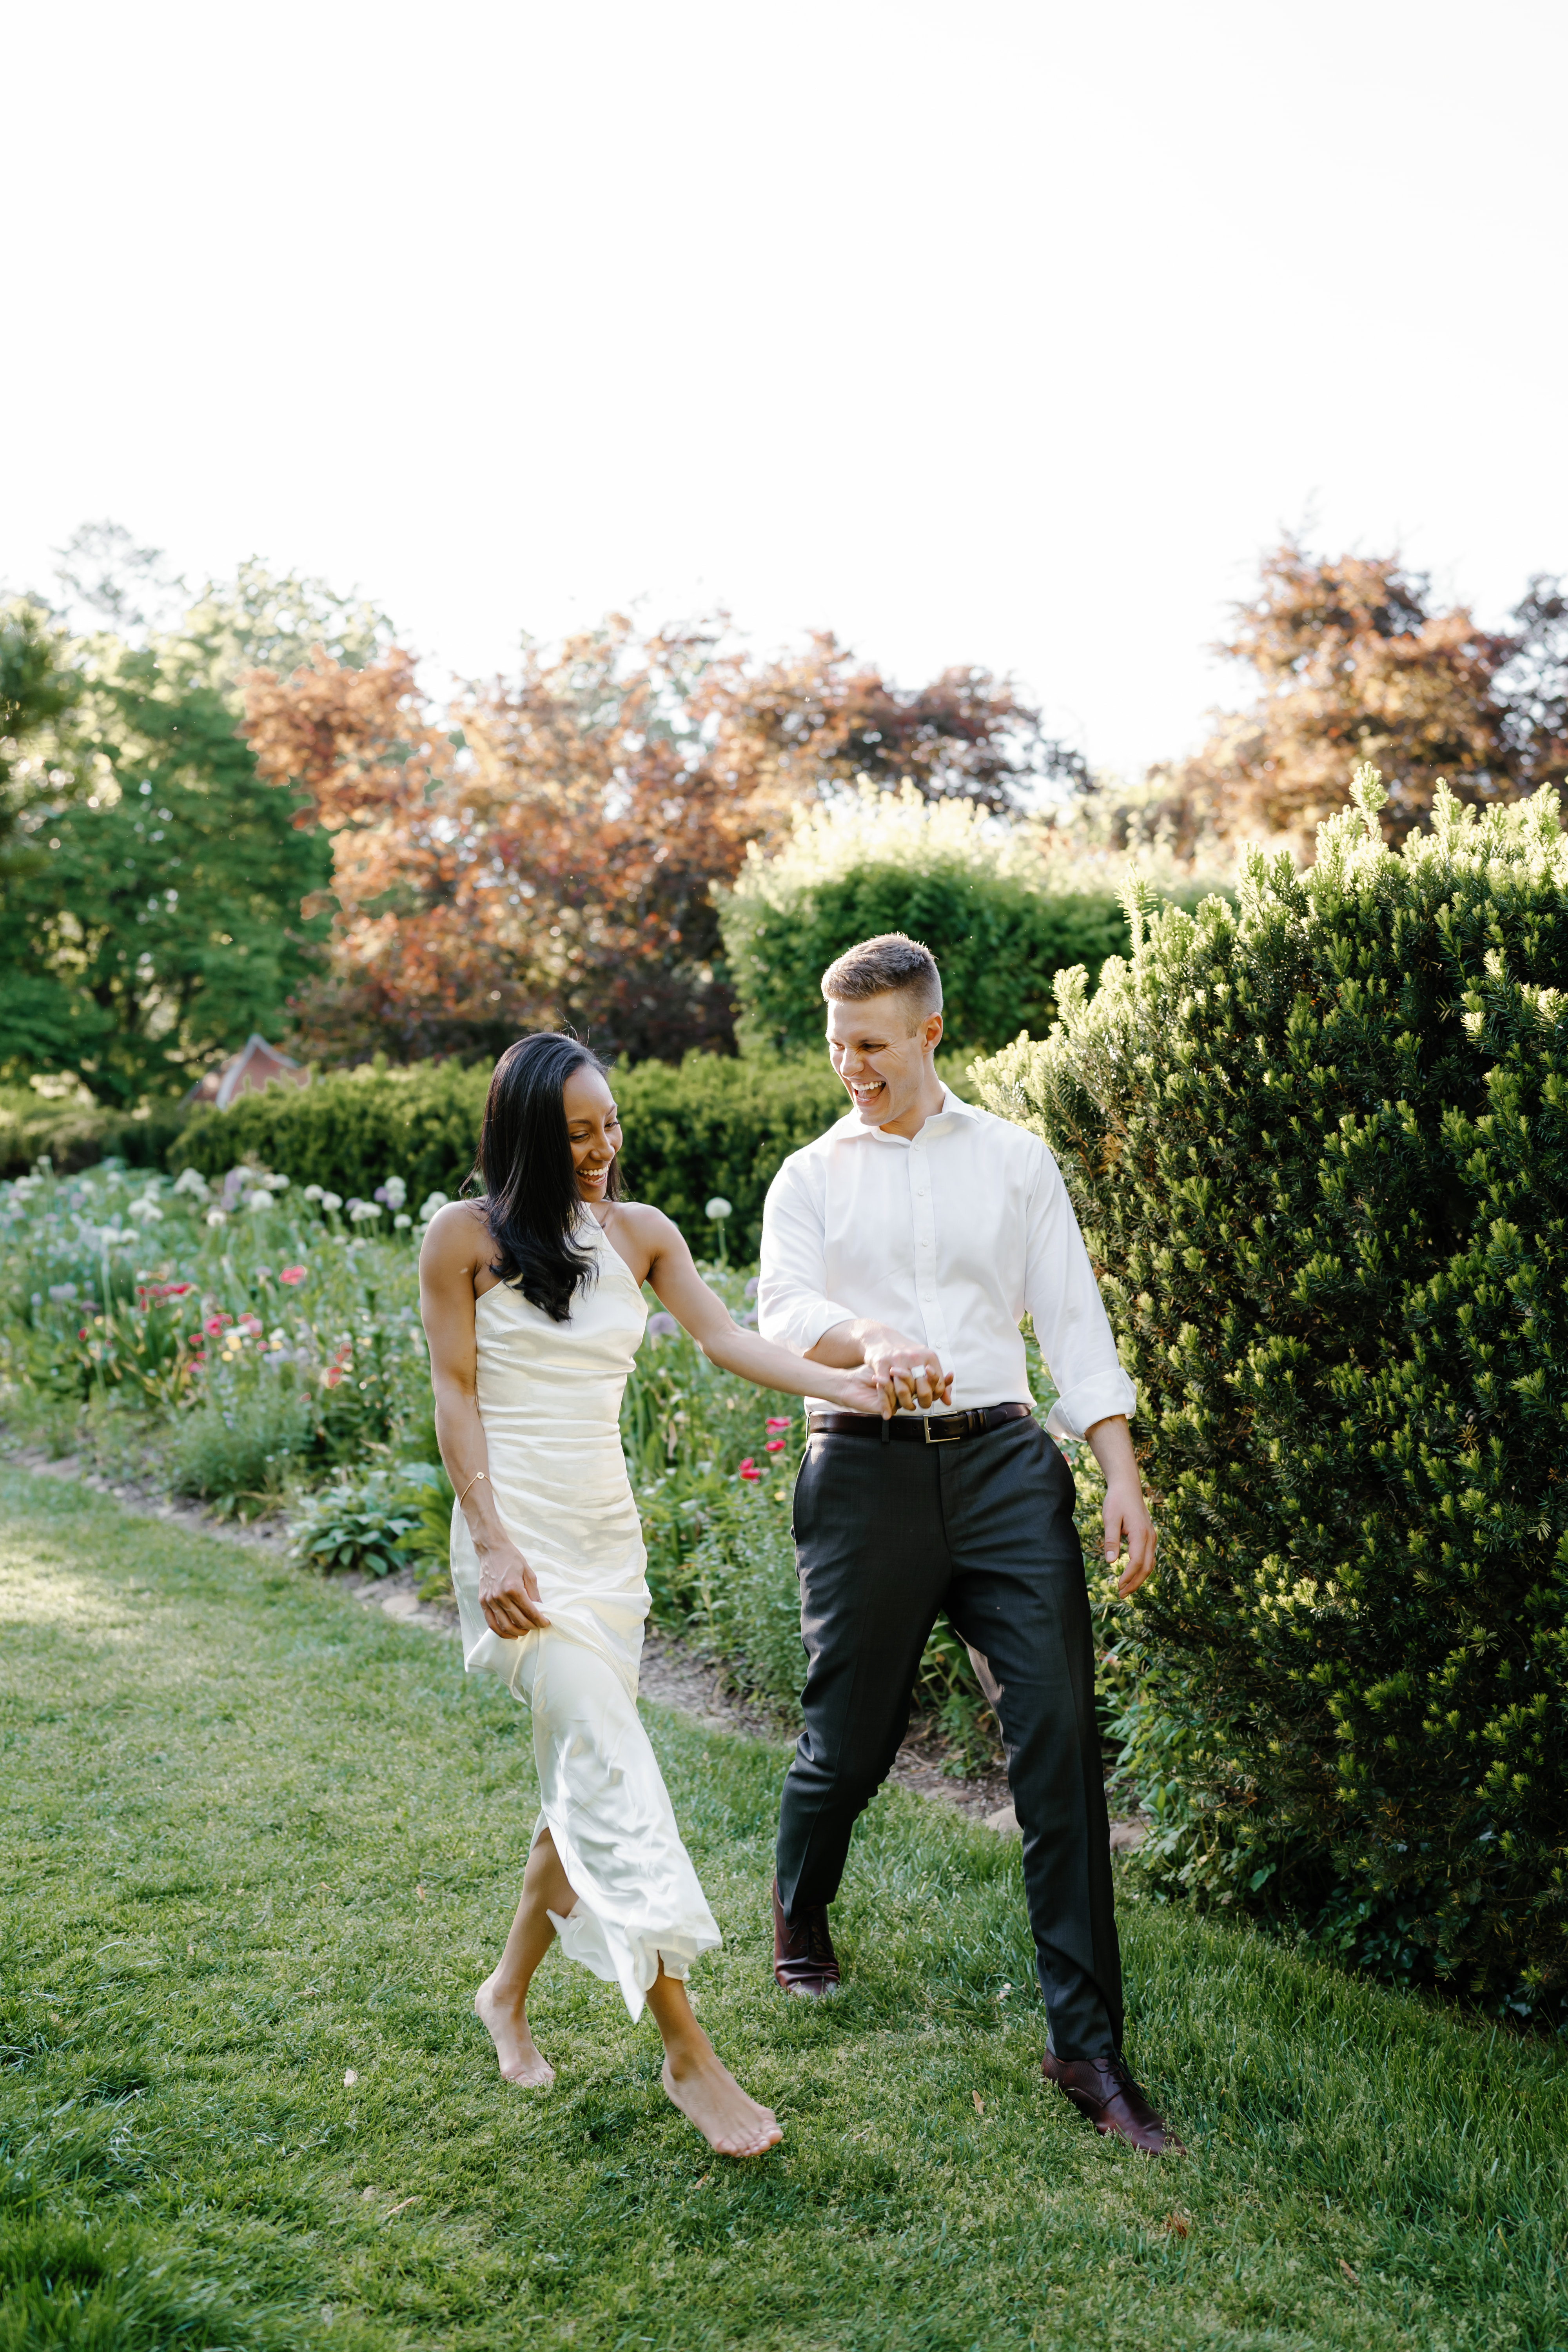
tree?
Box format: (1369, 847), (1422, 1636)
(1146, 541), (1568, 849)
(0, 541), (380, 1103)
(245, 615), (1067, 1064)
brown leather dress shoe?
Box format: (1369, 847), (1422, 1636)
(1040, 2050), (1185, 2155)
(772, 1878), (840, 1996)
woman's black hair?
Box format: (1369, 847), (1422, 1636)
(471, 1033), (622, 1321)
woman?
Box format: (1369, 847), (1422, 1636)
(419, 1033), (885, 2160)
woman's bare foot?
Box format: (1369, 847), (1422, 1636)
(474, 1975), (555, 2088)
(661, 2047), (781, 2157)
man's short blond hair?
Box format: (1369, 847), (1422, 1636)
(820, 933), (942, 1027)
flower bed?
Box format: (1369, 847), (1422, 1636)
(0, 1152), (1014, 1768)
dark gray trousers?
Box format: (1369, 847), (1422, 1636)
(777, 1414), (1124, 2060)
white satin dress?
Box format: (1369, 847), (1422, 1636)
(450, 1216), (721, 2019)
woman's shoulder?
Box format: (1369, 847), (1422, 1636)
(606, 1199), (679, 1245)
(421, 1197), (492, 1264)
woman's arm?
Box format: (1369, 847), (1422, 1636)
(636, 1210), (888, 1413)
(417, 1205), (550, 1635)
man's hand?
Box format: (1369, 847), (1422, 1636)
(1103, 1479), (1156, 1597)
(1083, 1414), (1156, 1597)
(477, 1538), (551, 1636)
(860, 1331), (955, 1416)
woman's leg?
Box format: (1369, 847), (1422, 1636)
(474, 1826), (577, 2087)
(646, 1962), (782, 2158)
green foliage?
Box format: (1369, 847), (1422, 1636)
(286, 1465), (424, 1578)
(0, 1086), (187, 1179)
(172, 1058), (490, 1206)
(162, 1370), (316, 1518)
(975, 768), (1568, 2011)
(722, 785), (1134, 1053)
(172, 1051), (855, 1259)
(0, 639), (334, 1103)
(0, 1159), (434, 1514)
(0, 600), (80, 813)
(0, 555), (383, 1105)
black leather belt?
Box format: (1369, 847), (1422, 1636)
(806, 1402), (1034, 1445)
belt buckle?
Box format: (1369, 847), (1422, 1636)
(922, 1411), (971, 1444)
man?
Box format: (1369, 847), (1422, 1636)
(757, 932), (1181, 2158)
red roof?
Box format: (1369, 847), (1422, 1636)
(184, 1035), (310, 1111)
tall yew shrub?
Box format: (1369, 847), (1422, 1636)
(975, 771), (1568, 2007)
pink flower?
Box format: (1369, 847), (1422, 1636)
(737, 1458), (761, 1482)
(764, 1417), (791, 1432)
(765, 1437), (786, 1453)
(204, 1312), (233, 1335)
(280, 1265), (307, 1286)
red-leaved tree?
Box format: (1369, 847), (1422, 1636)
(243, 615), (1072, 1062)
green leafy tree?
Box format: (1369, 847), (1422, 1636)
(0, 535), (385, 1104)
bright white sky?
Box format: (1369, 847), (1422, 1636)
(7, 0), (1566, 778)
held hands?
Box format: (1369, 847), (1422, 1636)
(858, 1334), (955, 1417)
(832, 1366), (896, 1416)
(476, 1538), (551, 1637)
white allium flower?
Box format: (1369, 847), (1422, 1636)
(245, 1190), (272, 1212)
(321, 1192), (343, 1212)
(206, 1207), (228, 1228)
(126, 1196), (163, 1224)
(381, 1175), (407, 1209)
(418, 1191), (449, 1221)
(172, 1167), (209, 1197)
(264, 1172), (290, 1192)
(348, 1199), (382, 1224)
(303, 1183), (324, 1203)
(705, 1196), (733, 1221)
(393, 1212), (412, 1230)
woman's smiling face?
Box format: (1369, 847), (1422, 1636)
(562, 1063), (622, 1201)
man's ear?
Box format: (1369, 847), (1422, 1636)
(922, 1011), (944, 1055)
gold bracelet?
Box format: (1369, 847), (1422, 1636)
(456, 1468), (488, 1508)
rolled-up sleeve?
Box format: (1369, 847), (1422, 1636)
(757, 1152), (857, 1356)
(1023, 1144), (1138, 1441)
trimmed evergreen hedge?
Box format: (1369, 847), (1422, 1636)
(975, 771), (1568, 2011)
(170, 1053), (855, 1259)
(725, 862), (1132, 1054)
(0, 1087), (187, 1180)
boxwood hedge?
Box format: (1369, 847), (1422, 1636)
(976, 770), (1568, 2011)
(170, 1052), (856, 1260)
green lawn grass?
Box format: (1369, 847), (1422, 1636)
(2, 1469), (1564, 2352)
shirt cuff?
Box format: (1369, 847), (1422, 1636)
(1045, 1368), (1137, 1442)
(757, 1296), (859, 1357)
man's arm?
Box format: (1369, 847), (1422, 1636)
(805, 1319), (953, 1412)
(759, 1155), (952, 1412)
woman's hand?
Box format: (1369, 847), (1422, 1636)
(829, 1365), (897, 1417)
(477, 1538), (551, 1636)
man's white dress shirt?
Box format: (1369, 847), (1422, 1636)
(757, 1085), (1137, 1439)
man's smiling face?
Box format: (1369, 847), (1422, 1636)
(826, 990), (944, 1132)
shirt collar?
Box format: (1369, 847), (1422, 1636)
(838, 1083), (979, 1143)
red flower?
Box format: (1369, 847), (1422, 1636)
(204, 1312), (233, 1335)
(279, 1265), (307, 1285)
(765, 1437), (786, 1453)
(737, 1457), (761, 1482)
(764, 1416), (791, 1432)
